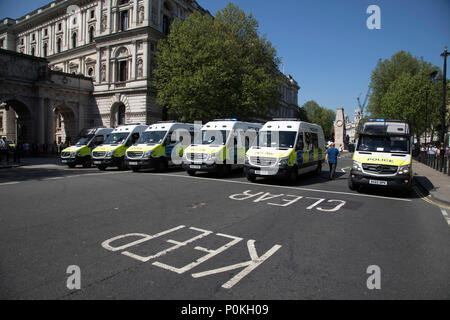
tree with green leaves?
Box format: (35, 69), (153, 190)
(154, 3), (283, 123)
(367, 51), (443, 136)
(301, 100), (336, 140)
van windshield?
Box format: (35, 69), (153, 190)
(104, 132), (129, 145)
(75, 134), (94, 146)
(201, 130), (229, 146)
(357, 135), (410, 153)
(137, 131), (167, 145)
(258, 131), (297, 149)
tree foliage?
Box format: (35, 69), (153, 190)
(301, 100), (336, 140)
(367, 51), (443, 135)
(154, 3), (283, 123)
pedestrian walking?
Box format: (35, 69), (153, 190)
(0, 137), (9, 163)
(325, 142), (340, 180)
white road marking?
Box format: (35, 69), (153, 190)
(341, 166), (350, 173)
(102, 226), (281, 289)
(191, 240), (282, 289)
(228, 190), (347, 211)
(440, 209), (450, 226)
(154, 173), (412, 202)
(153, 233), (243, 274)
(0, 181), (20, 186)
(122, 227), (212, 262)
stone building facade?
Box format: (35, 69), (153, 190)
(0, 0), (300, 145)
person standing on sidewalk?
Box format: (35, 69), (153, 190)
(325, 142), (340, 180)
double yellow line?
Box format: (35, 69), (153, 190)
(413, 185), (450, 210)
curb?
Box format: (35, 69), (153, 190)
(414, 176), (450, 206)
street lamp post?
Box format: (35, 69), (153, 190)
(440, 46), (449, 169)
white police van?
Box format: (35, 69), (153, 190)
(92, 124), (148, 170)
(126, 121), (195, 172)
(182, 119), (262, 177)
(244, 119), (326, 183)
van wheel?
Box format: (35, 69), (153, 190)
(246, 174), (256, 183)
(316, 162), (322, 175)
(217, 165), (231, 178)
(68, 164), (76, 168)
(348, 178), (357, 191)
(187, 169), (196, 176)
(82, 158), (92, 168)
(132, 167), (140, 172)
(98, 165), (106, 171)
(118, 160), (127, 171)
(156, 159), (168, 172)
(287, 166), (298, 185)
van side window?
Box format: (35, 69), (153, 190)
(304, 132), (318, 150)
(296, 133), (304, 150)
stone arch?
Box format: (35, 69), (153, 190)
(0, 99), (33, 144)
(110, 94), (131, 127)
(53, 103), (78, 146)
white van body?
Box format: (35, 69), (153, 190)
(182, 119), (262, 176)
(245, 119), (326, 183)
(125, 122), (195, 172)
(92, 124), (148, 170)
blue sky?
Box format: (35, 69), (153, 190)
(1, 0), (449, 118)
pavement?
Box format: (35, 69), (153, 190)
(413, 159), (450, 206)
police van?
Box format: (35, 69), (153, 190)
(182, 119), (262, 176)
(61, 127), (113, 168)
(349, 119), (413, 192)
(92, 124), (148, 171)
(244, 119), (326, 183)
(125, 122), (195, 172)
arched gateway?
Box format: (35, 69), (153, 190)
(0, 49), (93, 145)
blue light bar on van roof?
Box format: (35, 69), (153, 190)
(369, 118), (385, 122)
(224, 118), (237, 121)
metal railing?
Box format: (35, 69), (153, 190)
(416, 151), (450, 175)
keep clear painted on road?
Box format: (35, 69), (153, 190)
(229, 189), (346, 212)
(101, 225), (281, 289)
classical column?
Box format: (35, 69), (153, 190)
(106, 46), (111, 83)
(131, 40), (137, 79)
(36, 98), (45, 144)
(96, 49), (102, 83)
(107, 0), (112, 34)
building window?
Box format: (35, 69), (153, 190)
(31, 47), (35, 56)
(58, 23), (62, 31)
(56, 38), (62, 53)
(120, 11), (129, 31)
(90, 10), (95, 19)
(43, 43), (48, 57)
(117, 60), (128, 82)
(118, 0), (129, 5)
(0, 39), (4, 48)
(89, 26), (95, 43)
(31, 33), (35, 41)
(72, 32), (77, 48)
(118, 104), (126, 125)
(20, 38), (24, 45)
(87, 67), (94, 77)
(162, 15), (170, 35)
(44, 28), (48, 36)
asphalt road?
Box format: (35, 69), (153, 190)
(0, 153), (449, 300)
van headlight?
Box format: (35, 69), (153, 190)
(352, 160), (362, 171)
(245, 155), (250, 164)
(278, 157), (289, 166)
(143, 150), (153, 159)
(398, 164), (410, 175)
(105, 150), (115, 158)
(70, 151), (78, 158)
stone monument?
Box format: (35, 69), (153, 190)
(334, 107), (345, 150)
